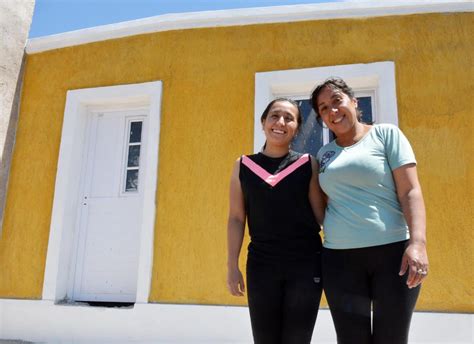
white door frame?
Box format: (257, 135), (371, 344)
(42, 81), (162, 304)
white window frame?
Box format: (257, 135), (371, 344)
(254, 61), (398, 153)
(353, 89), (377, 120)
(42, 81), (162, 304)
(121, 117), (145, 195)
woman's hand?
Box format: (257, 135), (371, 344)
(399, 242), (429, 288)
(393, 164), (428, 289)
(227, 266), (245, 296)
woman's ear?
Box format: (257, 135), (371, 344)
(352, 97), (358, 108)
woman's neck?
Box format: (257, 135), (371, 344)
(262, 144), (290, 158)
(336, 123), (371, 147)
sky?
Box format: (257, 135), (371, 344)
(29, 0), (344, 38)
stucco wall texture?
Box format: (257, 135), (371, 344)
(0, 12), (472, 312)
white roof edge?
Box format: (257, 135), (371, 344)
(26, 1), (473, 54)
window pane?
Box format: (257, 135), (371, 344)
(292, 99), (324, 156)
(129, 121), (142, 143)
(127, 145), (141, 167)
(356, 96), (374, 124)
(125, 170), (139, 192)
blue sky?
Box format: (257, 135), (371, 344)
(29, 0), (343, 38)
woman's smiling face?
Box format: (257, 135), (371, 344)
(316, 86), (358, 136)
(262, 100), (299, 147)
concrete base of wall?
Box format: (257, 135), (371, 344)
(0, 299), (472, 343)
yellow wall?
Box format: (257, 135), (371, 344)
(0, 12), (472, 312)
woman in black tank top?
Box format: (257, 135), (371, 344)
(227, 98), (326, 343)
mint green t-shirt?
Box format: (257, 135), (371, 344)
(317, 124), (416, 249)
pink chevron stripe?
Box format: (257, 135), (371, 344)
(242, 154), (309, 187)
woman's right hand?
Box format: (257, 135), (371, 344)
(227, 266), (245, 296)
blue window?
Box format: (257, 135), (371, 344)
(357, 96), (374, 124)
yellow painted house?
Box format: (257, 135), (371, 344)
(0, 1), (472, 342)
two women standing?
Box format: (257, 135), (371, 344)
(227, 78), (428, 344)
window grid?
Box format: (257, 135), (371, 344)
(124, 120), (143, 193)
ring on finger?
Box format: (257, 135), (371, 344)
(417, 268), (428, 275)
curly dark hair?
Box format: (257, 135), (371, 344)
(310, 77), (362, 125)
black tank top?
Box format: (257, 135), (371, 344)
(239, 151), (322, 264)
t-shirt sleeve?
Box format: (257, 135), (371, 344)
(380, 124), (417, 170)
(316, 146), (324, 163)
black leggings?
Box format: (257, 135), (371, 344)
(246, 258), (322, 344)
(322, 240), (420, 344)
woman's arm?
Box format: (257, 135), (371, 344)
(227, 159), (247, 296)
(308, 157), (326, 226)
(393, 163), (429, 289)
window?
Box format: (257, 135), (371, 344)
(124, 120), (143, 193)
(254, 61), (398, 154)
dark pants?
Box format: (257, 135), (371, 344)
(322, 240), (420, 344)
(246, 257), (322, 344)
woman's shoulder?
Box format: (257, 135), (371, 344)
(289, 150), (308, 159)
(374, 122), (399, 129)
(238, 152), (259, 163)
(288, 151), (313, 166)
(316, 141), (338, 160)
(240, 152), (259, 158)
(373, 123), (401, 135)
(372, 123), (407, 142)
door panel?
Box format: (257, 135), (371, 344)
(72, 109), (147, 302)
(88, 114), (123, 198)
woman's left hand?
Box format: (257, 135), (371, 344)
(399, 242), (429, 289)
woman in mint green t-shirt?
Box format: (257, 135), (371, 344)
(311, 77), (428, 344)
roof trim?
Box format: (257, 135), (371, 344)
(26, 1), (473, 54)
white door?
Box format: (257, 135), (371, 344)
(72, 109), (148, 302)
